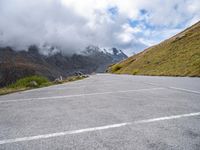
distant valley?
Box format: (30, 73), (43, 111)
(0, 45), (127, 87)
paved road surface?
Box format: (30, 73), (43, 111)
(0, 74), (200, 150)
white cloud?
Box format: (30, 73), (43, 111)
(117, 24), (135, 43)
(0, 0), (199, 55)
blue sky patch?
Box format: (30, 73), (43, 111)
(140, 9), (148, 15)
(128, 19), (140, 27)
(107, 6), (118, 16)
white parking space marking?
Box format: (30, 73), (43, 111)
(0, 87), (164, 104)
(135, 112), (200, 123)
(169, 87), (200, 95)
(144, 82), (200, 95)
(0, 123), (130, 145)
(0, 112), (199, 145)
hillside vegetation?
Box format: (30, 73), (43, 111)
(0, 75), (87, 95)
(108, 21), (200, 77)
(0, 46), (127, 87)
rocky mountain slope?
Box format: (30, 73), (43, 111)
(108, 21), (200, 77)
(0, 45), (127, 87)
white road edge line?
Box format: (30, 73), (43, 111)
(0, 87), (164, 104)
(0, 112), (200, 145)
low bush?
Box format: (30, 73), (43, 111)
(9, 75), (50, 88)
(112, 65), (122, 72)
(0, 75), (88, 95)
(132, 69), (139, 75)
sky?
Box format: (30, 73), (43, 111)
(0, 0), (199, 55)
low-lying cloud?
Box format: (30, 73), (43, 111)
(0, 0), (199, 55)
(0, 0), (91, 54)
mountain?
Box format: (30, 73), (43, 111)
(80, 46), (127, 72)
(0, 45), (127, 87)
(108, 21), (200, 77)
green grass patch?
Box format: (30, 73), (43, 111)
(0, 87), (27, 96)
(9, 75), (50, 88)
(132, 69), (139, 75)
(0, 75), (88, 95)
(111, 65), (122, 72)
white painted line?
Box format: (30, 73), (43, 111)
(0, 123), (130, 145)
(0, 112), (200, 145)
(20, 85), (86, 94)
(135, 112), (200, 124)
(144, 82), (200, 95)
(0, 87), (164, 104)
(169, 87), (200, 95)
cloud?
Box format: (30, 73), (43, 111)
(0, 0), (90, 54)
(0, 0), (199, 55)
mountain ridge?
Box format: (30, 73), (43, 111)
(0, 46), (127, 87)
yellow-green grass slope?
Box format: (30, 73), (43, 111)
(109, 21), (200, 77)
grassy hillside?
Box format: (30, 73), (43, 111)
(108, 21), (200, 77)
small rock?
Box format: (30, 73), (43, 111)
(28, 81), (38, 87)
(54, 78), (63, 84)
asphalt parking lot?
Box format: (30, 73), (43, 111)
(0, 74), (200, 150)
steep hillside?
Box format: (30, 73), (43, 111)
(108, 21), (200, 77)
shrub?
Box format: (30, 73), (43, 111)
(112, 65), (122, 72)
(9, 75), (49, 88)
(132, 69), (139, 75)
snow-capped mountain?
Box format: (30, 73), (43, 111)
(81, 45), (127, 62)
(0, 45), (127, 87)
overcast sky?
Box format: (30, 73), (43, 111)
(0, 0), (200, 55)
